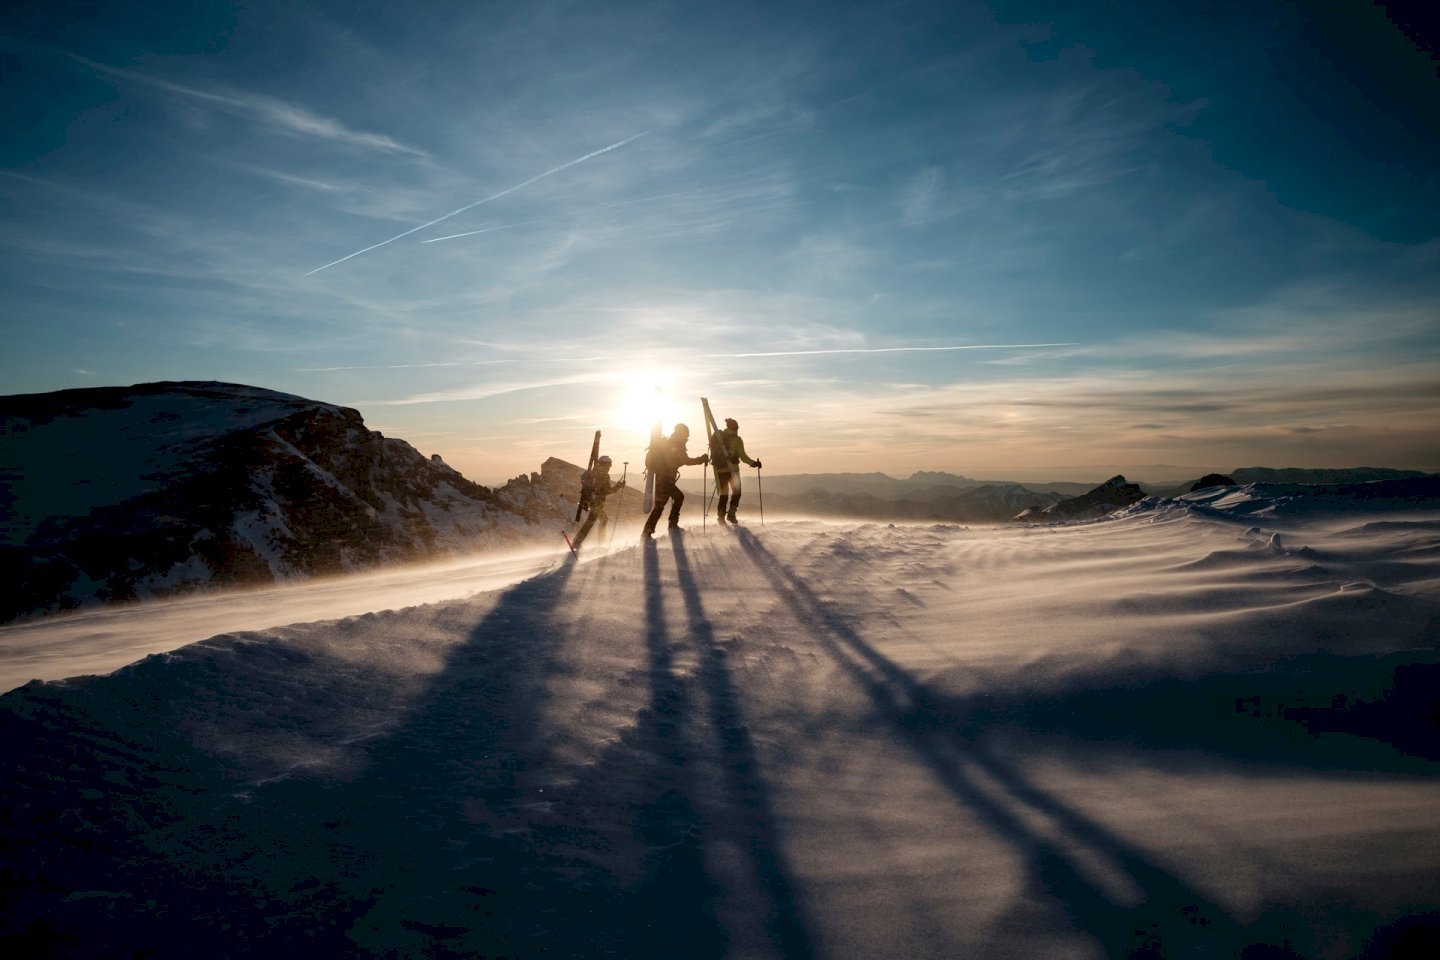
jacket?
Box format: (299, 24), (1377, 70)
(657, 435), (707, 479)
(712, 429), (757, 474)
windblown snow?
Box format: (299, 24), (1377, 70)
(2, 481), (1438, 959)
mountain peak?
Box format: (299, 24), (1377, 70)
(2, 382), (567, 621)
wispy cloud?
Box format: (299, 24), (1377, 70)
(899, 166), (944, 226)
(205, 157), (349, 194)
(355, 372), (614, 406)
(722, 343), (1079, 358)
(296, 360), (516, 372)
(73, 56), (428, 158)
(303, 131), (650, 275)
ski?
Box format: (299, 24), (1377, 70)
(575, 429), (601, 522)
(701, 396), (732, 531)
(642, 415), (661, 513)
(701, 397), (730, 474)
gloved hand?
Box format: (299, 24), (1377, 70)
(754, 459), (763, 470)
(700, 454), (710, 464)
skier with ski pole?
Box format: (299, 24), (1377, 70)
(563, 430), (602, 554)
(640, 424), (708, 539)
(572, 455), (624, 551)
(711, 417), (762, 525)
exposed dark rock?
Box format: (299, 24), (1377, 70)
(1013, 475), (1148, 522)
(1, 381), (561, 621)
(1231, 467), (1427, 485)
(1190, 473), (1237, 492)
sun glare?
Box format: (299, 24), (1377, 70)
(614, 374), (676, 442)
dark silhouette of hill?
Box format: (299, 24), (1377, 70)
(1, 382), (574, 622)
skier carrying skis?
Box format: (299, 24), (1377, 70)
(713, 417), (762, 525)
(573, 456), (624, 549)
(641, 423), (708, 538)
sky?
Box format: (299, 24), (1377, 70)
(2, 0), (1438, 485)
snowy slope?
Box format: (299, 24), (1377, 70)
(1, 481), (1438, 958)
(1, 382), (576, 622)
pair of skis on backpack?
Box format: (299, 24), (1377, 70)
(566, 429), (621, 555)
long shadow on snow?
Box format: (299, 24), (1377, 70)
(316, 535), (814, 959)
(668, 534), (815, 960)
(0, 554), (694, 958)
(733, 528), (1267, 959)
(316, 541), (812, 959)
(552, 537), (729, 957)
(306, 538), (812, 955)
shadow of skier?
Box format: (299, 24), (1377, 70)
(732, 527), (1248, 959)
(0, 554), (597, 959)
(264, 554), (596, 957)
(669, 535), (816, 960)
(599, 535), (729, 955)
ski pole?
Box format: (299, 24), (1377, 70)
(608, 462), (628, 549)
(702, 458), (708, 531)
(757, 464), (764, 525)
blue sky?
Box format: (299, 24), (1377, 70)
(3, 0), (1437, 484)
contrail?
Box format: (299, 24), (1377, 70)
(422, 216), (557, 244)
(303, 131), (649, 276)
(421, 191), (694, 244)
(722, 343), (1079, 358)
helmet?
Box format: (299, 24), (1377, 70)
(597, 455), (612, 466)
(725, 418), (738, 430)
(673, 423), (690, 437)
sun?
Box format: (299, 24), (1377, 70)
(613, 373), (675, 442)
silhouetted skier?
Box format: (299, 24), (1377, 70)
(713, 417), (761, 525)
(573, 455), (624, 549)
(641, 423), (708, 538)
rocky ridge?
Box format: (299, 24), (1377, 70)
(1, 382), (583, 621)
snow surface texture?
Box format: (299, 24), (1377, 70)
(2, 483), (1439, 958)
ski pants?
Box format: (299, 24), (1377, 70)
(644, 477), (684, 531)
(573, 499), (608, 546)
(713, 469), (742, 498)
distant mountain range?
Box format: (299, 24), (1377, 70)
(690, 467), (1431, 523)
(2, 380), (1431, 620)
(720, 477), (1071, 523)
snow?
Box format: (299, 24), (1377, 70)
(229, 490), (295, 579)
(1, 385), (332, 546)
(2, 485), (1439, 958)
(0, 547), (560, 692)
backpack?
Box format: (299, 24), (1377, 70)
(645, 436), (673, 474)
(708, 430), (732, 472)
(579, 468), (595, 510)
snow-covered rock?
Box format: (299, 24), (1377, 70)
(1015, 474), (1148, 522)
(0, 382), (562, 620)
